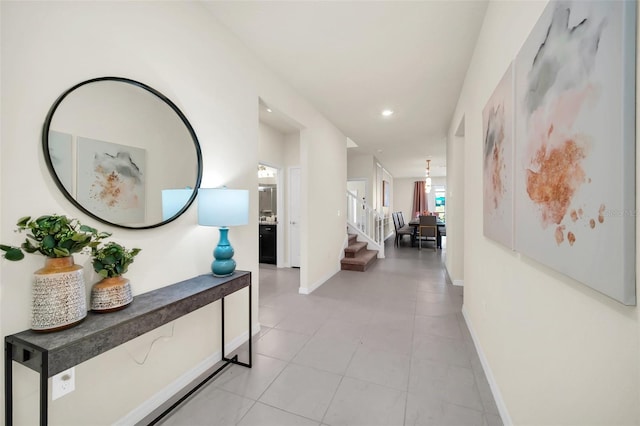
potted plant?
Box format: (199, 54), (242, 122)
(0, 214), (111, 331)
(0, 215), (110, 260)
(90, 242), (141, 312)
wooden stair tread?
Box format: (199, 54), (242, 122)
(340, 249), (377, 272)
(344, 241), (367, 256)
(342, 233), (379, 272)
(340, 250), (377, 264)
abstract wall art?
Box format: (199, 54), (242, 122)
(513, 0), (636, 304)
(483, 63), (514, 249)
(77, 137), (146, 224)
(382, 180), (390, 207)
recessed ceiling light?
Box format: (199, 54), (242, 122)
(381, 109), (394, 117)
(266, 108), (272, 113)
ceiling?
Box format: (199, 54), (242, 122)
(202, 1), (488, 179)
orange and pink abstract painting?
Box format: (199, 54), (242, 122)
(512, 0), (636, 304)
(77, 137), (146, 225)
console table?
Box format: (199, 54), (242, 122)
(5, 271), (252, 426)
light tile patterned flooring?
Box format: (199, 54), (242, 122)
(159, 239), (503, 426)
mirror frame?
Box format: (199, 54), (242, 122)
(42, 76), (203, 229)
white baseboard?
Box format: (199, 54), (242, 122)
(461, 307), (512, 426)
(115, 323), (261, 426)
(299, 266), (339, 295)
(444, 264), (462, 287)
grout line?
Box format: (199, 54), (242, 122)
(319, 374), (345, 425)
(246, 401), (321, 425)
(234, 399), (258, 426)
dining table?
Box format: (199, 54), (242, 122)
(407, 217), (446, 248)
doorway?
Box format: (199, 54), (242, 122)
(258, 97), (302, 271)
(258, 164), (281, 265)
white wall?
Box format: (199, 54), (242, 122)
(284, 133), (301, 167)
(394, 178), (418, 223)
(0, 3), (4, 419)
(450, 1), (640, 424)
(446, 129), (465, 285)
(347, 151), (375, 206)
(300, 125), (347, 291)
(0, 1), (346, 423)
(259, 122), (287, 168)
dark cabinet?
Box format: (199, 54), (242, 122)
(259, 224), (277, 264)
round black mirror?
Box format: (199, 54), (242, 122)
(43, 77), (202, 229)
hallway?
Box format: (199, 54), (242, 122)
(160, 240), (502, 426)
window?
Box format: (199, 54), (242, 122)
(434, 188), (446, 220)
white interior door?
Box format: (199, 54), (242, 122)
(289, 167), (301, 268)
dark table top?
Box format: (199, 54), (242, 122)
(408, 218), (445, 226)
(6, 271), (251, 376)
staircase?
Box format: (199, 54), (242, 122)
(340, 234), (378, 272)
(346, 190), (385, 258)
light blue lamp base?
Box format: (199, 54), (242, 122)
(212, 227), (236, 277)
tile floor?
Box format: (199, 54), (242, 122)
(159, 239), (503, 426)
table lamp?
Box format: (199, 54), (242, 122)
(198, 187), (249, 277)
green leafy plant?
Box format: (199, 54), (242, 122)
(0, 215), (111, 261)
(91, 242), (141, 279)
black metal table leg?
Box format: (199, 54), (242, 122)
(5, 341), (13, 426)
(248, 283), (252, 368)
(40, 355), (48, 426)
(220, 286), (252, 368)
(221, 296), (225, 357)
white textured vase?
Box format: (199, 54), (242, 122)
(32, 256), (87, 332)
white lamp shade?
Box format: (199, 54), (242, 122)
(198, 188), (249, 227)
(162, 188), (194, 221)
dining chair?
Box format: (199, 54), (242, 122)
(393, 212), (413, 247)
(398, 211), (406, 228)
(418, 215), (437, 251)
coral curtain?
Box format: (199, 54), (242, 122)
(412, 181), (427, 218)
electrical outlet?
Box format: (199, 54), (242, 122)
(52, 367), (75, 400)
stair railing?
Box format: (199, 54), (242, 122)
(346, 191), (384, 257)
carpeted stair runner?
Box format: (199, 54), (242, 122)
(340, 234), (378, 272)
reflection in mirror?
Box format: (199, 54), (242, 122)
(43, 77), (202, 229)
(258, 164), (278, 221)
(259, 185), (277, 216)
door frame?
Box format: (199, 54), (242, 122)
(288, 166), (301, 268)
